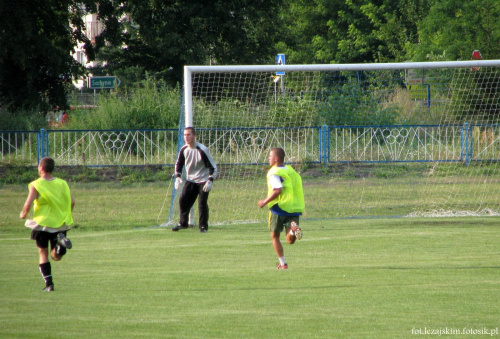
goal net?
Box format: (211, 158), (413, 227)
(165, 60), (500, 226)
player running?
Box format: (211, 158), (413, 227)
(20, 157), (75, 291)
(258, 147), (304, 269)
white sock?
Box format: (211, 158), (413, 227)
(279, 256), (286, 265)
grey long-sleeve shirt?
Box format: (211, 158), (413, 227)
(175, 142), (217, 183)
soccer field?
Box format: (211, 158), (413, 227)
(1, 184), (499, 338)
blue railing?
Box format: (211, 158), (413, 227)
(1, 124), (499, 166)
(325, 124), (483, 165)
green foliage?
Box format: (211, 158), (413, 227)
(0, 0), (105, 110)
(194, 96), (319, 128)
(318, 78), (399, 126)
(98, 0), (283, 86)
(0, 165), (172, 186)
(276, 0), (346, 64)
(64, 167), (100, 183)
(409, 0), (500, 61)
(2, 0), (498, 114)
(278, 0), (433, 64)
(0, 108), (46, 131)
(279, 0), (497, 65)
(448, 67), (500, 123)
(2, 0), (499, 115)
(0, 165), (36, 185)
(66, 77), (180, 130)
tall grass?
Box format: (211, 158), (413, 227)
(66, 77), (181, 130)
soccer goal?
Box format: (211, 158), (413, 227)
(166, 60), (500, 226)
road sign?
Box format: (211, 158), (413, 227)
(88, 76), (121, 89)
(276, 54), (285, 75)
(405, 69), (424, 85)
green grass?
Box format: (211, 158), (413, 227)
(2, 163), (499, 222)
(1, 182), (499, 338)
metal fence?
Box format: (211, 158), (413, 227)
(326, 123), (500, 165)
(46, 129), (180, 166)
(0, 131), (40, 165)
(1, 124), (499, 166)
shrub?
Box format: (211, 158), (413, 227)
(66, 76), (180, 130)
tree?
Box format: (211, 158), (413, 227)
(351, 0), (434, 62)
(276, 0), (347, 64)
(409, 0), (500, 61)
(0, 0), (119, 111)
(96, 0), (284, 87)
(276, 0), (433, 64)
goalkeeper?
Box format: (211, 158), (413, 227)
(172, 127), (217, 233)
(258, 147), (304, 269)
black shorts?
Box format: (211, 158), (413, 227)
(31, 230), (68, 249)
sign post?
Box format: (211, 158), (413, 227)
(275, 54), (285, 96)
(88, 76), (121, 89)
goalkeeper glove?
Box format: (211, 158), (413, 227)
(203, 178), (213, 192)
(174, 176), (183, 190)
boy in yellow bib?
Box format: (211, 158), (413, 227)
(258, 148), (304, 269)
(20, 157), (75, 291)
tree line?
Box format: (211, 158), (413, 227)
(0, 0), (499, 113)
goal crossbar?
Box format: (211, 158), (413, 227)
(184, 60), (500, 127)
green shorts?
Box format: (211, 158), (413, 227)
(268, 212), (300, 233)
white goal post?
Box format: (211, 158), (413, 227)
(169, 60), (500, 225)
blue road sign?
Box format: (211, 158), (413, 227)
(276, 54), (285, 75)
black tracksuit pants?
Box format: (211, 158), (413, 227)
(179, 181), (210, 229)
